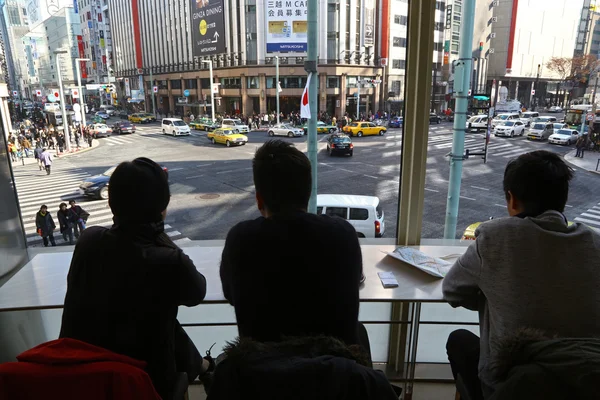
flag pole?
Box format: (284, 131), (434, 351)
(306, 0), (318, 214)
(276, 55), (280, 124)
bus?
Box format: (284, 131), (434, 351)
(564, 105), (592, 129)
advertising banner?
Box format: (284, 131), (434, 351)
(363, 0), (375, 46)
(77, 35), (87, 78)
(125, 78), (131, 97)
(190, 0), (226, 56)
(265, 0), (307, 53)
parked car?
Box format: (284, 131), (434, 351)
(128, 113), (155, 123)
(161, 118), (190, 136)
(388, 116), (403, 128)
(533, 116), (557, 124)
(316, 194), (385, 238)
(221, 118), (250, 133)
(549, 128), (580, 145)
(95, 111), (110, 120)
(342, 122), (386, 137)
(494, 120), (525, 137)
(89, 123), (112, 138)
(112, 121), (136, 134)
(302, 121), (338, 134)
(79, 165), (168, 200)
(429, 113), (441, 124)
(207, 128), (248, 147)
(268, 123), (304, 137)
(548, 106), (563, 113)
(519, 111), (539, 127)
(326, 134), (354, 156)
(527, 122), (553, 141)
(466, 115), (489, 132)
(190, 117), (218, 131)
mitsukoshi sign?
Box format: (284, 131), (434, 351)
(265, 0), (308, 53)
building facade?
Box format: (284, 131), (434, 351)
(108, 0), (384, 118)
(487, 0), (582, 107)
(77, 0), (114, 85)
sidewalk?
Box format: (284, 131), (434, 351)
(9, 139), (100, 168)
(564, 149), (600, 175)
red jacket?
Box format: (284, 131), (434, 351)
(0, 338), (161, 400)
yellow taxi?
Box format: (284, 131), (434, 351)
(207, 128), (248, 147)
(342, 122), (387, 137)
(189, 117), (214, 130)
(128, 113), (155, 123)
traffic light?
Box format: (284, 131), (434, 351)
(479, 42), (484, 51)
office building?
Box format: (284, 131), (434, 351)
(76, 0), (114, 85)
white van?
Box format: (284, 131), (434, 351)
(491, 112), (521, 128)
(466, 115), (488, 132)
(100, 105), (116, 116)
(44, 103), (60, 113)
(221, 118), (250, 133)
(317, 194), (385, 238)
(161, 118), (191, 136)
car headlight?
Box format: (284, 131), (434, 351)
(81, 182), (93, 188)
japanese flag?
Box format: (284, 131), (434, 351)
(277, 81), (282, 93)
(301, 73), (312, 119)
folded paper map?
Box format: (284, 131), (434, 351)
(387, 247), (453, 278)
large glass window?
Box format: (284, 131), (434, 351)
(327, 76), (340, 88)
(170, 80), (182, 89)
(247, 76), (259, 89)
(220, 78), (241, 89)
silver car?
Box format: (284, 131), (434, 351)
(527, 122), (553, 141)
(268, 123), (304, 138)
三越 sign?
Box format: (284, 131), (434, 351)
(265, 0), (307, 53)
(190, 0), (226, 56)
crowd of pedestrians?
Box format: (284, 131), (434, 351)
(35, 200), (90, 247)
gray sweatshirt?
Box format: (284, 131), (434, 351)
(443, 210), (600, 390)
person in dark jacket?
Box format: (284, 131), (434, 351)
(68, 200), (89, 238)
(35, 205), (56, 247)
(220, 140), (362, 347)
(34, 143), (43, 171)
(59, 157), (209, 399)
(207, 336), (399, 400)
(57, 202), (74, 245)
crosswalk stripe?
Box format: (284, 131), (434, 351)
(581, 213), (600, 221)
(584, 208), (600, 216)
(487, 143), (513, 151)
(575, 217), (600, 227)
(435, 140), (477, 149)
(493, 148), (527, 157)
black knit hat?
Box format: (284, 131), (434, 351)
(108, 157), (170, 224)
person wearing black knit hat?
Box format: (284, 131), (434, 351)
(60, 157), (209, 399)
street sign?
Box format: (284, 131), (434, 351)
(586, 113), (594, 121)
(212, 83), (219, 94)
(48, 94), (57, 102)
(468, 89), (472, 96)
(177, 97), (188, 104)
(190, 0), (226, 56)
(183, 89), (190, 97)
(531, 89), (535, 96)
(86, 84), (102, 90)
(73, 103), (81, 112)
(153, 86), (158, 93)
(36, 90), (42, 96)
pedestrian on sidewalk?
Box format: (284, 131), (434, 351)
(40, 148), (53, 175)
(22, 137), (32, 157)
(57, 202), (74, 245)
(36, 205), (56, 247)
(576, 135), (587, 158)
(69, 200), (90, 239)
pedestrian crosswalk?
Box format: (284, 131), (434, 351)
(12, 160), (191, 247)
(427, 134), (536, 159)
(101, 131), (206, 146)
(574, 203), (600, 232)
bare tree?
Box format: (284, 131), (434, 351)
(546, 57), (572, 106)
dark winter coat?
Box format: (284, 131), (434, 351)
(35, 212), (56, 237)
(489, 328), (600, 400)
(207, 336), (398, 400)
(57, 209), (73, 233)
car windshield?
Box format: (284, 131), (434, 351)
(332, 136), (351, 143)
(220, 130), (234, 135)
(556, 129), (574, 136)
(120, 123), (132, 127)
(532, 123), (545, 129)
(502, 121), (515, 126)
(349, 123), (358, 127)
(231, 119), (243, 125)
(497, 115), (509, 120)
(553, 124), (564, 129)
(522, 113), (536, 118)
(173, 121), (187, 126)
(97, 124), (107, 129)
(103, 166), (117, 176)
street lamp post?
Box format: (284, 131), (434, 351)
(276, 55), (280, 124)
(54, 50), (71, 152)
(75, 58), (90, 129)
(201, 60), (215, 122)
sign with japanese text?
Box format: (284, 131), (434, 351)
(190, 0), (226, 56)
(265, 0), (307, 53)
(363, 0), (375, 46)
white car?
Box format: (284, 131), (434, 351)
(221, 118), (250, 133)
(268, 123), (304, 137)
(491, 113), (520, 128)
(549, 128), (579, 145)
(89, 123), (112, 138)
(466, 115), (489, 132)
(162, 118), (191, 136)
(519, 111), (539, 127)
(552, 123), (568, 131)
(548, 106), (563, 113)
(494, 120), (525, 137)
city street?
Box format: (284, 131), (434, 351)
(12, 116), (600, 246)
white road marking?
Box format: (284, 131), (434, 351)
(364, 175), (379, 179)
(424, 188), (439, 192)
(470, 185), (489, 191)
(216, 170), (234, 174)
(494, 204), (506, 207)
(575, 217), (600, 227)
(169, 168), (184, 172)
(196, 163), (215, 167)
(460, 195), (476, 201)
(185, 174), (204, 179)
(565, 205), (573, 208)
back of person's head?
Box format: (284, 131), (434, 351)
(109, 157), (170, 224)
(503, 150), (573, 216)
(253, 140), (311, 214)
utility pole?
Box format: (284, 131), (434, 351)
(443, 0), (475, 239)
(54, 50), (71, 152)
(533, 64), (541, 111)
(202, 60), (215, 122)
(276, 55), (280, 124)
(150, 67), (156, 115)
(356, 76), (361, 120)
(75, 58), (90, 128)
(306, 0), (318, 213)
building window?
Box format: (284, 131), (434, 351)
(392, 59), (406, 69)
(393, 37), (407, 47)
(247, 77), (259, 89)
(185, 79), (197, 89)
(346, 76), (358, 88)
(220, 77), (241, 89)
(433, 42), (443, 52)
(170, 80), (182, 89)
(435, 1), (445, 10)
(327, 76), (340, 88)
(391, 80), (402, 95)
(435, 22), (444, 31)
(394, 15), (407, 25)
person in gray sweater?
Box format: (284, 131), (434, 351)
(443, 150), (600, 400)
